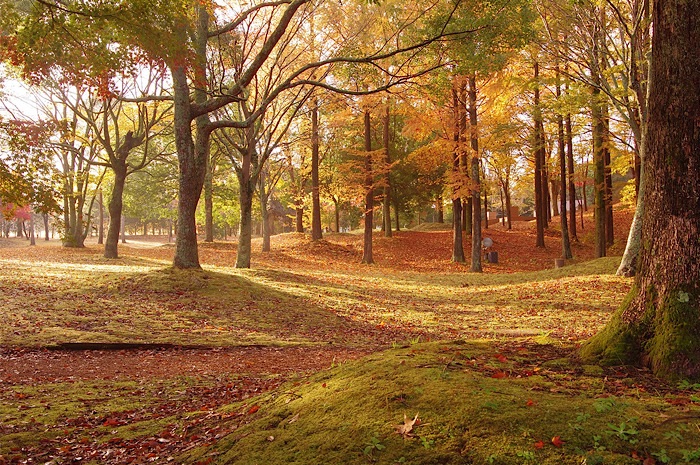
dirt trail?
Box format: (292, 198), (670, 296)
(0, 346), (371, 383)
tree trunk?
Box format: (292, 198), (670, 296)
(557, 66), (572, 260)
(260, 169), (271, 252)
(237, 182), (254, 268)
(394, 199), (401, 232)
(105, 169), (126, 259)
(382, 104), (392, 237)
(172, 7), (210, 269)
(97, 189), (104, 245)
(43, 213), (50, 241)
(295, 207), (304, 233)
(311, 98), (322, 240)
(436, 196), (444, 223)
(566, 112), (578, 242)
(592, 87), (607, 258)
(333, 197), (340, 233)
(468, 74), (482, 272)
(533, 62), (546, 248)
(204, 153), (214, 242)
(361, 110), (374, 264)
(451, 83), (465, 263)
(29, 212), (35, 246)
(582, 0), (700, 379)
(603, 106), (614, 247)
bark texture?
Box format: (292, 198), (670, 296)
(582, 0), (700, 379)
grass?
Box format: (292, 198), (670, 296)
(180, 341), (700, 465)
(0, 251), (629, 348)
(4, 231), (697, 464)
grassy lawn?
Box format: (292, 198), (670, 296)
(2, 230), (698, 464)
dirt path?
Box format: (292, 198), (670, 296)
(0, 345), (372, 383)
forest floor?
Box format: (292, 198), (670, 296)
(2, 208), (700, 464)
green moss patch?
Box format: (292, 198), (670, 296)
(182, 341), (700, 465)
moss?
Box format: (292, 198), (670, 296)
(646, 289), (700, 380)
(181, 341), (700, 465)
(580, 287), (643, 366)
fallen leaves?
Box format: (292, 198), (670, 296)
(395, 413), (420, 438)
(551, 436), (565, 448)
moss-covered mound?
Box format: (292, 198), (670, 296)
(183, 341), (700, 464)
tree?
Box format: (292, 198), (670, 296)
(581, 0), (700, 379)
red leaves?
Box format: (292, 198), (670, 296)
(247, 405), (260, 415)
(534, 441), (544, 449)
(525, 399), (536, 407)
(551, 436), (564, 448)
(491, 371), (508, 379)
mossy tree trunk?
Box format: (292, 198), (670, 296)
(581, 0), (700, 380)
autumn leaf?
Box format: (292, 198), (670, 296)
(525, 399), (536, 407)
(533, 441), (544, 449)
(491, 371), (508, 379)
(395, 413), (420, 438)
(551, 436), (564, 448)
(247, 405), (260, 415)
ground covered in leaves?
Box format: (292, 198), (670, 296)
(4, 210), (697, 464)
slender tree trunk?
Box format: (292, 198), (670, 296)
(533, 61), (546, 248)
(603, 107), (614, 246)
(295, 207), (304, 233)
(436, 196), (444, 223)
(333, 198), (340, 233)
(17, 218), (24, 238)
(260, 170), (271, 252)
(204, 154), (214, 242)
(237, 183), (254, 268)
(557, 66), (572, 259)
(592, 87), (607, 258)
(566, 112), (578, 242)
(468, 74), (482, 272)
(394, 199), (401, 232)
(451, 84), (465, 263)
(311, 98), (322, 240)
(582, 0), (700, 379)
(105, 169), (126, 258)
(361, 110), (374, 264)
(43, 213), (49, 241)
(97, 189), (104, 245)
(29, 212), (35, 246)
(382, 104), (392, 237)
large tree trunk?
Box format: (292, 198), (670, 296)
(361, 110), (374, 264)
(582, 0), (700, 379)
(172, 8), (210, 269)
(105, 169), (126, 259)
(311, 98), (322, 240)
(172, 65), (205, 269)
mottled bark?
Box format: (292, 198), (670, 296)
(105, 170), (126, 259)
(582, 0), (700, 379)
